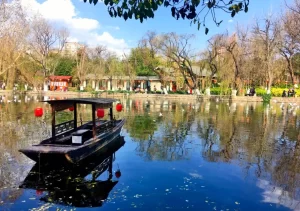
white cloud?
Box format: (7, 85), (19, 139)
(68, 18), (99, 30)
(107, 26), (120, 30)
(257, 179), (300, 210)
(20, 0), (129, 56)
(228, 19), (234, 23)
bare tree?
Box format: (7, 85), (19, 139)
(253, 15), (281, 92)
(279, 7), (300, 85)
(122, 53), (136, 91)
(104, 51), (122, 90)
(156, 32), (199, 90)
(89, 45), (107, 90)
(75, 45), (90, 90)
(222, 27), (249, 92)
(205, 34), (223, 81)
(0, 0), (28, 88)
(27, 16), (69, 77)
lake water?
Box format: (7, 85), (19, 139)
(0, 95), (300, 211)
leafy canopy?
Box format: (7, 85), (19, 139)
(55, 57), (76, 76)
(129, 48), (159, 76)
(83, 0), (249, 34)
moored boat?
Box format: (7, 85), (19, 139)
(19, 135), (126, 208)
(19, 98), (125, 164)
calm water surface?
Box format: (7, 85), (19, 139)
(0, 95), (300, 211)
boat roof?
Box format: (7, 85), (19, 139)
(42, 98), (117, 111)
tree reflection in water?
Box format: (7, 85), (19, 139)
(124, 99), (300, 203)
(0, 96), (299, 210)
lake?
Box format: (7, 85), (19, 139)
(0, 95), (300, 211)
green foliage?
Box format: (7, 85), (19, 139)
(262, 94), (271, 104)
(85, 83), (94, 92)
(127, 115), (157, 140)
(176, 90), (186, 94)
(255, 87), (300, 97)
(129, 48), (158, 76)
(68, 87), (77, 92)
(210, 87), (231, 95)
(270, 88), (283, 97)
(55, 57), (76, 76)
(292, 52), (300, 75)
(83, 0), (250, 32)
(254, 88), (266, 96)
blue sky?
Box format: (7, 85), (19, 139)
(24, 0), (292, 55)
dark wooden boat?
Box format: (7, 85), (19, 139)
(20, 136), (125, 208)
(19, 98), (125, 164)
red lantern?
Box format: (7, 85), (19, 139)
(116, 103), (123, 112)
(115, 170), (121, 178)
(97, 108), (105, 118)
(69, 107), (74, 111)
(36, 190), (43, 195)
(34, 107), (43, 117)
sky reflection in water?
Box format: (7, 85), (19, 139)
(0, 96), (299, 210)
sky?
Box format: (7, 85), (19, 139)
(20, 0), (293, 56)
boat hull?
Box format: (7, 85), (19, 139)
(19, 119), (125, 164)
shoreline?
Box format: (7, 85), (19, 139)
(0, 90), (299, 103)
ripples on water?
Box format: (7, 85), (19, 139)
(0, 95), (299, 210)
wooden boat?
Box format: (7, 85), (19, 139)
(20, 136), (125, 208)
(19, 98), (125, 164)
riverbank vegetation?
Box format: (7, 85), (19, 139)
(1, 0), (300, 96)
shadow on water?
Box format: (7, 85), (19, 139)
(19, 135), (125, 208)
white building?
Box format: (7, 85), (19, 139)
(62, 42), (84, 56)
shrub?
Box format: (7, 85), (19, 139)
(254, 88), (266, 96)
(271, 88), (284, 97)
(210, 87), (231, 95)
(262, 94), (272, 103)
(68, 87), (77, 92)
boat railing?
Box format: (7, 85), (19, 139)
(95, 120), (115, 133)
(55, 120), (75, 136)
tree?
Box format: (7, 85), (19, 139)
(139, 31), (166, 81)
(204, 34), (223, 82)
(292, 53), (300, 76)
(105, 51), (122, 90)
(122, 53), (136, 91)
(84, 0), (250, 33)
(89, 45), (107, 90)
(27, 16), (69, 77)
(128, 48), (157, 76)
(0, 0), (28, 89)
(54, 57), (76, 76)
(75, 45), (90, 89)
(279, 6), (300, 85)
(253, 15), (281, 92)
(156, 32), (200, 90)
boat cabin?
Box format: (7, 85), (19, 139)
(42, 98), (117, 145)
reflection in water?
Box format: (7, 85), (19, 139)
(257, 179), (300, 210)
(0, 95), (300, 210)
(123, 99), (300, 209)
(20, 136), (125, 208)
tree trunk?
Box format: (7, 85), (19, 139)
(267, 66), (273, 93)
(7, 66), (17, 90)
(288, 60), (295, 85)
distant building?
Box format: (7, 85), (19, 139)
(62, 42), (84, 56)
(48, 76), (72, 91)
